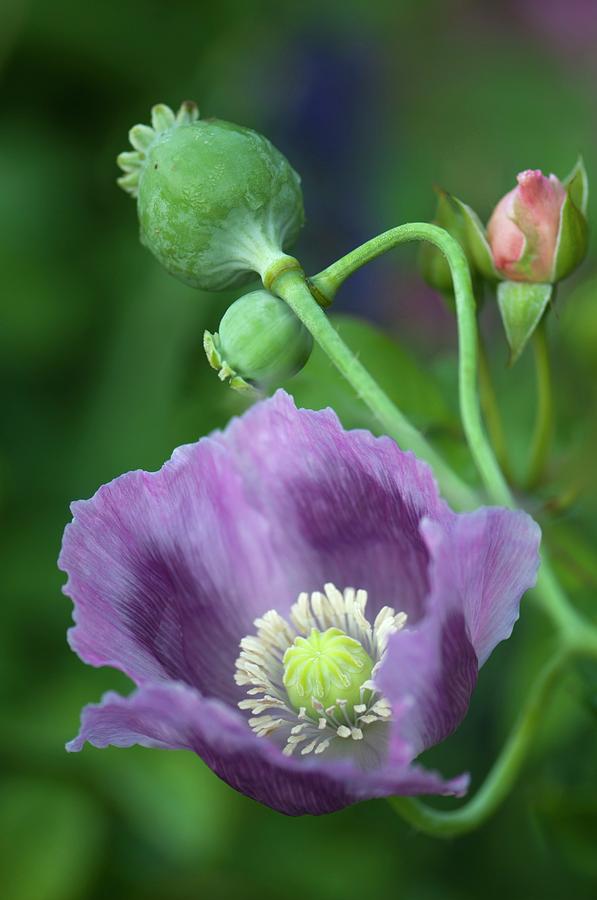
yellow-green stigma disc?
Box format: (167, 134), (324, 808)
(282, 627), (374, 719)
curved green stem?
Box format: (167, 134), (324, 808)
(311, 223), (513, 508)
(525, 318), (553, 490)
(269, 266), (478, 510)
(309, 226), (592, 635)
(267, 228), (597, 838)
(390, 616), (597, 839)
(389, 648), (571, 837)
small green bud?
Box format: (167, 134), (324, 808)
(419, 189), (470, 295)
(283, 627), (374, 720)
(419, 188), (497, 301)
(204, 289), (312, 391)
(117, 102), (304, 291)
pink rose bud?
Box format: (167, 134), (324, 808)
(487, 170), (566, 282)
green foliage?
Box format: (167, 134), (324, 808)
(0, 779), (104, 900)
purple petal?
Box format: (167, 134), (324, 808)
(443, 508), (541, 666)
(377, 581), (478, 756)
(60, 391), (447, 702)
(60, 391), (539, 815)
(68, 682), (468, 816)
(212, 390), (448, 622)
(60, 444), (293, 704)
(378, 508), (540, 755)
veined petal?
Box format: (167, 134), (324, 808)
(378, 507), (540, 755)
(61, 391), (538, 815)
(68, 682), (468, 815)
(60, 441), (293, 704)
(377, 583), (478, 755)
(212, 390), (447, 623)
(433, 508), (541, 667)
(60, 392), (447, 702)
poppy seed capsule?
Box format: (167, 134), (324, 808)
(117, 102), (304, 291)
(204, 290), (313, 392)
(282, 627), (374, 721)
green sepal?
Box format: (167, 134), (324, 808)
(203, 330), (222, 371)
(450, 196), (499, 280)
(497, 281), (552, 365)
(202, 331), (258, 396)
(552, 164), (589, 282)
(563, 155), (589, 216)
(229, 375), (257, 394)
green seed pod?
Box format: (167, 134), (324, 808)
(117, 102), (304, 291)
(204, 289), (313, 392)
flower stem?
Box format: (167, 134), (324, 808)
(390, 611), (597, 839)
(268, 227), (597, 836)
(269, 266), (478, 511)
(525, 318), (553, 490)
(390, 611), (597, 838)
(477, 331), (512, 483)
(311, 223), (513, 508)
(306, 225), (594, 633)
(389, 648), (570, 838)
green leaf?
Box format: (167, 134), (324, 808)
(497, 281), (552, 364)
(563, 155), (589, 216)
(285, 314), (453, 432)
(451, 196), (499, 280)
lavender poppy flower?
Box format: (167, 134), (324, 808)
(60, 391), (540, 816)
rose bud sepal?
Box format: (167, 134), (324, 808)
(449, 195), (500, 281)
(552, 156), (589, 282)
(497, 281), (553, 365)
(563, 156), (588, 216)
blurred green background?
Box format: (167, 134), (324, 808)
(2, 0), (597, 897)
